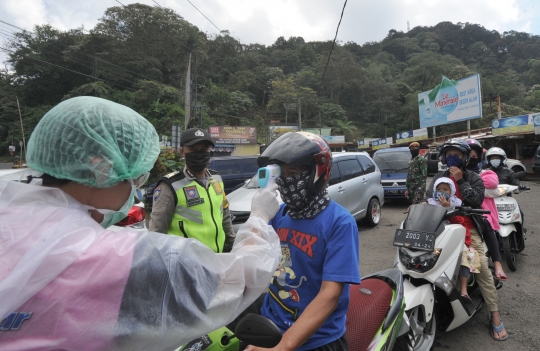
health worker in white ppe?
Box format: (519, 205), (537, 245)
(0, 96), (281, 351)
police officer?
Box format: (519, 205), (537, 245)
(149, 128), (235, 252)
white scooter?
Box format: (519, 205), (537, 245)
(393, 204), (497, 351)
(488, 184), (525, 272)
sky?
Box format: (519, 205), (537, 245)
(0, 0), (539, 65)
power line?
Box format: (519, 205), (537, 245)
(0, 31), (141, 87)
(0, 18), (168, 84)
(321, 0), (347, 82)
(0, 45), (137, 92)
(151, 0), (269, 92)
(185, 0), (221, 33)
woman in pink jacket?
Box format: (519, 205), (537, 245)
(480, 170), (508, 281)
(465, 139), (508, 281)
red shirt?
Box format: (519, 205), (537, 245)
(449, 176), (475, 246)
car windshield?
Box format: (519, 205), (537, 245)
(245, 175), (260, 189)
(374, 151), (411, 174)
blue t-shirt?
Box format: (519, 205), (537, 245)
(261, 200), (361, 350)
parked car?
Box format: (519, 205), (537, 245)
(207, 156), (259, 194)
(0, 169), (147, 230)
(227, 152), (384, 231)
(372, 147), (411, 200)
(143, 155), (259, 208)
(438, 158), (527, 173)
(533, 146), (540, 175)
(425, 150), (440, 174)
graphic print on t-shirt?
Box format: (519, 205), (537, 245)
(269, 239), (309, 320)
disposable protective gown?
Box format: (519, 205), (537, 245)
(0, 179), (281, 350)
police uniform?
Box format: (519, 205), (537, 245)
(149, 168), (235, 252)
(149, 128), (235, 252)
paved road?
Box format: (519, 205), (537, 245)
(358, 177), (540, 350)
(0, 163), (13, 169)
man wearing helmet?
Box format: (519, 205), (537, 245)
(485, 147), (520, 187)
(485, 147), (524, 225)
(245, 132), (361, 351)
(425, 138), (508, 341)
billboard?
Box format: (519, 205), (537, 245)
(418, 74), (482, 128)
(358, 138), (378, 149)
(324, 135), (345, 144)
(533, 113), (540, 135)
(491, 115), (534, 136)
(372, 137), (393, 150)
(395, 128), (428, 144)
(209, 126), (257, 144)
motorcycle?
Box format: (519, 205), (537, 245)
(176, 313), (281, 351)
(392, 204), (497, 351)
(346, 268), (405, 351)
(177, 268), (406, 351)
(486, 171), (527, 272)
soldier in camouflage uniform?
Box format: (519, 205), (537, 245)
(405, 142), (427, 204)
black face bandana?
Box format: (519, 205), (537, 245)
(410, 149), (420, 158)
(276, 170), (330, 219)
(184, 150), (211, 173)
(466, 157), (480, 173)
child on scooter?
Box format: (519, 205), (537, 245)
(428, 177), (480, 304)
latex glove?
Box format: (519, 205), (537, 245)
(251, 183), (280, 222)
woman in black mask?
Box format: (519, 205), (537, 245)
(464, 139), (509, 282)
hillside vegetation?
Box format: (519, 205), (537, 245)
(2, 3), (540, 151)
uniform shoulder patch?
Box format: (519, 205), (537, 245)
(163, 171), (180, 179)
(153, 186), (162, 202)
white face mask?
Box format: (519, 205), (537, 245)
(490, 159), (501, 168)
(95, 179), (136, 228)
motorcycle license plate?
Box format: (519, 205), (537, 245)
(496, 204), (515, 211)
(393, 229), (435, 251)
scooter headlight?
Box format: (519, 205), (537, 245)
(399, 248), (442, 273)
(434, 273), (454, 295)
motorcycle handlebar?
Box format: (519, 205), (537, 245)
(454, 206), (491, 215)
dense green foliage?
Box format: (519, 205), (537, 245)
(2, 4), (540, 154)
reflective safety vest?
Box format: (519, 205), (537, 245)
(165, 172), (226, 253)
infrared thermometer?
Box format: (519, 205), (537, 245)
(258, 165), (281, 189)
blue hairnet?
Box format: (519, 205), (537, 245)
(27, 96), (160, 188)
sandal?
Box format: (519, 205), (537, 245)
(488, 313), (508, 341)
(460, 294), (472, 304)
(495, 270), (509, 281)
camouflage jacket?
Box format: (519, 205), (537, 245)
(406, 155), (427, 191)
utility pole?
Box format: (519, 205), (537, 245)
(497, 95), (502, 119)
(184, 52), (192, 130)
(16, 96), (26, 161)
(298, 97), (302, 131)
(319, 111), (322, 135)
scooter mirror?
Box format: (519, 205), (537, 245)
(235, 313), (282, 348)
(514, 171), (526, 180)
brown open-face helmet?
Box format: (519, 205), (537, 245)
(258, 132), (332, 194)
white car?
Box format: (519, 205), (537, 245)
(438, 158), (527, 173)
(228, 152), (385, 231)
